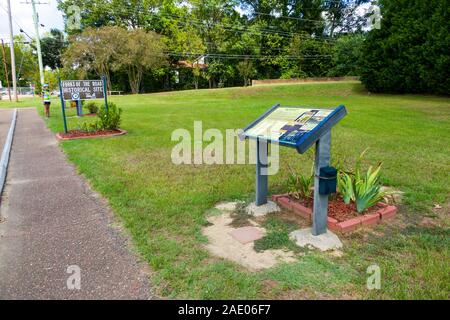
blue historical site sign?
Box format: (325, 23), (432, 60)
(243, 104), (347, 154)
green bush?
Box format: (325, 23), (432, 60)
(96, 102), (122, 130)
(85, 101), (99, 114)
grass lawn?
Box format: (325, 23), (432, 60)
(1, 82), (449, 299)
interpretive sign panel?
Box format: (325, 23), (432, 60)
(61, 80), (105, 101)
(242, 104), (347, 154)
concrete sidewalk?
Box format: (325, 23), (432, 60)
(0, 108), (153, 299)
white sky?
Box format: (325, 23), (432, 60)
(0, 0), (64, 42)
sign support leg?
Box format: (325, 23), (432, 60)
(312, 131), (331, 236)
(58, 77), (68, 133)
(256, 138), (268, 206)
(76, 99), (83, 117)
(102, 75), (108, 112)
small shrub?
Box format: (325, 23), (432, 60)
(337, 149), (387, 213)
(96, 102), (122, 130)
(286, 164), (314, 200)
(85, 101), (99, 114)
(78, 121), (99, 133)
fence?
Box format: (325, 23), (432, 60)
(0, 87), (35, 97)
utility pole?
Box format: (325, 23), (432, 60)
(1, 39), (12, 101)
(6, 0), (18, 102)
(30, 0), (45, 88)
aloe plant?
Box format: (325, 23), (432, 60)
(354, 164), (386, 213)
(287, 164), (314, 200)
(338, 171), (355, 204)
(337, 149), (386, 213)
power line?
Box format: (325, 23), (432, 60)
(168, 17), (337, 43)
(165, 51), (333, 61)
(0, 2), (35, 40)
(157, 11), (337, 41)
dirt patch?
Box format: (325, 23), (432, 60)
(203, 211), (297, 271)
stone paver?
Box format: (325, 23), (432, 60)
(0, 108), (153, 299)
(229, 226), (264, 244)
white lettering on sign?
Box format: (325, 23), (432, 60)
(61, 80), (105, 101)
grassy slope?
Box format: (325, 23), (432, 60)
(2, 82), (449, 299)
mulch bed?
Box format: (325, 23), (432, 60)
(297, 196), (384, 223)
(272, 193), (397, 233)
(56, 129), (127, 141)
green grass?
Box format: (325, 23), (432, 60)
(2, 82), (449, 299)
(254, 217), (301, 253)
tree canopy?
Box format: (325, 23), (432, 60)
(2, 1), (445, 95)
(360, 0), (450, 95)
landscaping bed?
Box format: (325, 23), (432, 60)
(56, 129), (127, 141)
(272, 194), (397, 233)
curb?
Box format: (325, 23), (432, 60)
(56, 129), (127, 141)
(272, 194), (397, 233)
(0, 108), (18, 196)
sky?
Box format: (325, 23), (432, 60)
(0, 0), (64, 42)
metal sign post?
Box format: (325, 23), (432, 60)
(58, 77), (68, 134)
(76, 99), (83, 117)
(256, 138), (269, 206)
(102, 75), (109, 112)
(312, 131), (331, 236)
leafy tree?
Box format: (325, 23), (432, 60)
(62, 26), (126, 90)
(237, 59), (256, 86)
(282, 33), (333, 78)
(41, 29), (68, 69)
(0, 35), (38, 88)
(57, 0), (159, 32)
(360, 0), (450, 94)
(323, 0), (371, 37)
(114, 28), (167, 93)
(328, 33), (364, 76)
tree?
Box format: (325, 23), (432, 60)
(328, 33), (364, 76)
(57, 0), (159, 32)
(62, 26), (126, 90)
(1, 35), (38, 88)
(114, 29), (167, 94)
(360, 0), (450, 94)
(237, 59), (256, 86)
(323, 0), (371, 37)
(41, 29), (68, 69)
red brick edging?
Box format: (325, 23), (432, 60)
(272, 194), (397, 233)
(56, 129), (127, 141)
